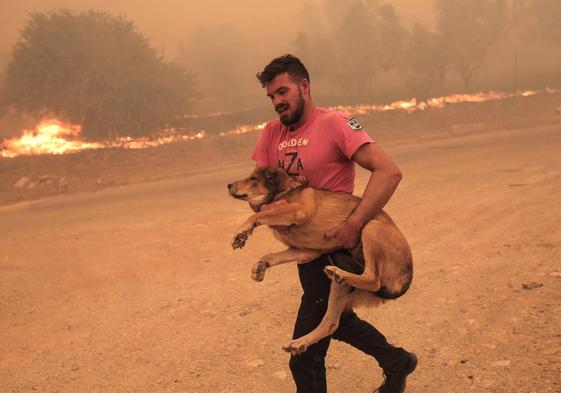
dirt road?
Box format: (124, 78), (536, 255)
(1, 123), (560, 392)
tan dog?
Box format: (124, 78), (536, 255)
(228, 167), (413, 355)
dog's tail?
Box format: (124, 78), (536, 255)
(375, 265), (413, 300)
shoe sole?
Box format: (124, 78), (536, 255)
(375, 353), (418, 393)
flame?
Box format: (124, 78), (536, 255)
(327, 89), (556, 116)
(106, 130), (206, 150)
(219, 122), (267, 137)
(0, 119), (103, 158)
(1, 88), (559, 158)
(183, 110), (231, 119)
(0, 119), (205, 158)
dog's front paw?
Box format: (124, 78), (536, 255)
(323, 266), (346, 285)
(251, 260), (269, 282)
(232, 231), (248, 249)
(283, 339), (309, 356)
(231, 223), (255, 250)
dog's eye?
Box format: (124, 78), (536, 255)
(249, 176), (257, 181)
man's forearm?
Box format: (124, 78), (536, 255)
(347, 169), (402, 228)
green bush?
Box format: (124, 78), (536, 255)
(0, 9), (197, 139)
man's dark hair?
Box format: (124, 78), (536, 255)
(256, 54), (310, 87)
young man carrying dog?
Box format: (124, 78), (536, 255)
(252, 54), (416, 393)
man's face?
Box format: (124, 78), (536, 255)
(265, 73), (306, 126)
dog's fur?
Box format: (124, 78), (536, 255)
(228, 167), (413, 355)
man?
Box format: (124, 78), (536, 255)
(252, 54), (416, 393)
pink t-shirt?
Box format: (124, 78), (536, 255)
(252, 107), (374, 193)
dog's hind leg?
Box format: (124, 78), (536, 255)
(252, 248), (322, 282)
(282, 281), (354, 355)
(323, 231), (383, 292)
(323, 264), (381, 292)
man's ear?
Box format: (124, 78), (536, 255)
(300, 78), (311, 97)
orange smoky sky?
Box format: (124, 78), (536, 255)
(1, 0), (558, 116)
(0, 0), (434, 56)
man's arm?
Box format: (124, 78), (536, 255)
(325, 142), (402, 249)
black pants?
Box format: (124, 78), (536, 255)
(289, 254), (406, 393)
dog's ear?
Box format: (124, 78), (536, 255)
(264, 167), (278, 182)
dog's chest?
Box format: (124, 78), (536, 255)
(271, 224), (339, 251)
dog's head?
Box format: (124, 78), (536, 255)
(228, 167), (304, 210)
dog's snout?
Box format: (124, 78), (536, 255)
(227, 183), (233, 190)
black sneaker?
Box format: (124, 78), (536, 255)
(374, 351), (418, 393)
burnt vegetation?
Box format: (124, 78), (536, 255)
(0, 9), (197, 140)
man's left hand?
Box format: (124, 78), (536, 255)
(324, 218), (362, 249)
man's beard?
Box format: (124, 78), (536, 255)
(278, 90), (305, 126)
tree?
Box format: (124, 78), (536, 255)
(377, 4), (407, 73)
(405, 24), (448, 102)
(292, 9), (339, 87)
(0, 9), (197, 139)
(291, 1), (341, 96)
(329, 1), (405, 102)
(436, 0), (508, 92)
(334, 0), (380, 102)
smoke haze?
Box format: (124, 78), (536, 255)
(1, 0), (559, 114)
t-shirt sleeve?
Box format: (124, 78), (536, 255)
(251, 123), (270, 167)
(331, 113), (375, 160)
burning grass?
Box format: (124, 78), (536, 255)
(2, 88), (559, 159)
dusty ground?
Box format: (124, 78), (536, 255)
(1, 98), (561, 392)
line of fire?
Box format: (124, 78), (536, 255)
(2, 88), (558, 158)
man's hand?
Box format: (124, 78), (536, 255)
(324, 218), (362, 249)
(260, 200), (291, 234)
